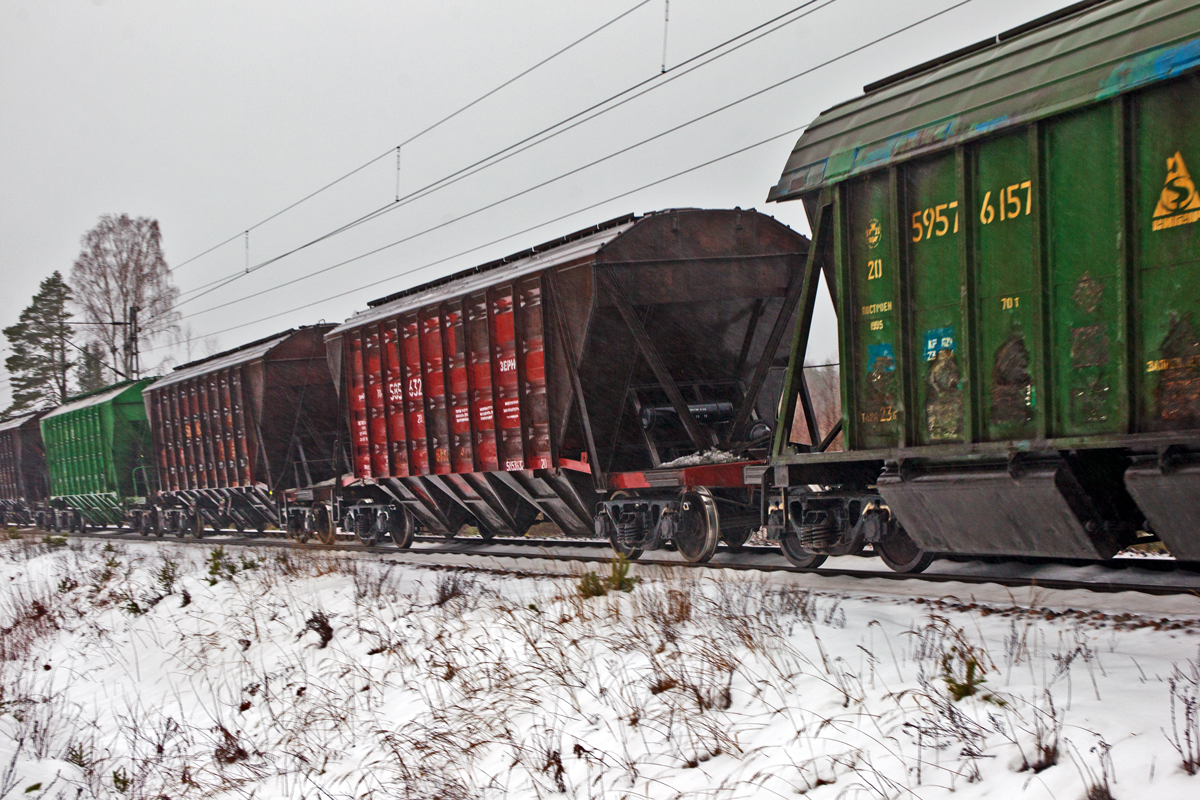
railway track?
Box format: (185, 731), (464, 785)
(27, 525), (1200, 600)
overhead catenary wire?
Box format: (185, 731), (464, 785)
(174, 0), (840, 305)
(150, 121), (810, 351)
(167, 0), (654, 276)
(174, 0), (974, 324)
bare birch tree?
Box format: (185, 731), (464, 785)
(69, 214), (180, 378)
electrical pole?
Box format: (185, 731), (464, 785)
(123, 306), (140, 380)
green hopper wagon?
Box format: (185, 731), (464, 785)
(764, 0), (1200, 569)
(40, 379), (156, 531)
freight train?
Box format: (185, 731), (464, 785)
(1, 0), (1197, 573)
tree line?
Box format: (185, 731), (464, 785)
(3, 214), (180, 416)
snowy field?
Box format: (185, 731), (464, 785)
(0, 535), (1198, 799)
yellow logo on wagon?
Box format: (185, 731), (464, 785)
(1152, 151), (1200, 230)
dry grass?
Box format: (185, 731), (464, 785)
(0, 536), (1189, 798)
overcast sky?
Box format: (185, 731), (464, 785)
(0, 0), (1078, 406)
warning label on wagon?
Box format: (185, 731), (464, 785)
(1152, 151), (1200, 230)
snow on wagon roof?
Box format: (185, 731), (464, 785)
(41, 381), (147, 420)
(148, 331), (295, 392)
(328, 215), (637, 336)
(0, 411), (43, 434)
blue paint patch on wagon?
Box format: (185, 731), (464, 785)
(922, 327), (956, 362)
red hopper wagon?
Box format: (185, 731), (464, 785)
(323, 208), (809, 561)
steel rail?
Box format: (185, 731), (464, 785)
(23, 526), (1200, 599)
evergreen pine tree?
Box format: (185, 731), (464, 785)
(3, 272), (75, 414)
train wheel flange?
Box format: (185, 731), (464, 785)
(720, 526), (753, 553)
(188, 509), (204, 539)
(675, 488), (720, 564)
(313, 502), (336, 545)
(876, 523), (934, 574)
(389, 507), (415, 549)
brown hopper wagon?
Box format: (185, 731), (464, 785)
(141, 326), (339, 535)
(321, 209), (809, 560)
(0, 411), (49, 526)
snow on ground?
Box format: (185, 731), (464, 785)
(0, 534), (1199, 799)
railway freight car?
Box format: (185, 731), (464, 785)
(763, 0), (1200, 571)
(141, 326), (339, 536)
(0, 411), (48, 526)
(39, 380), (156, 532)
(316, 209), (808, 560)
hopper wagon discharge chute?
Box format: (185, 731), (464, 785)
(762, 0), (1200, 571)
(322, 208), (810, 560)
(142, 325), (340, 537)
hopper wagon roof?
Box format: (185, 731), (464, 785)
(0, 411), (45, 434)
(328, 214), (638, 336)
(770, 0), (1200, 200)
(149, 324), (334, 392)
(41, 380), (150, 420)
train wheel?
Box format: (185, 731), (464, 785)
(313, 502), (336, 545)
(779, 526), (828, 569)
(188, 509), (204, 539)
(389, 507), (415, 549)
(876, 524), (934, 574)
(675, 488), (720, 564)
(720, 526), (753, 553)
(286, 511), (309, 544)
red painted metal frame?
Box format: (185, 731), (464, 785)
(607, 461), (762, 491)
